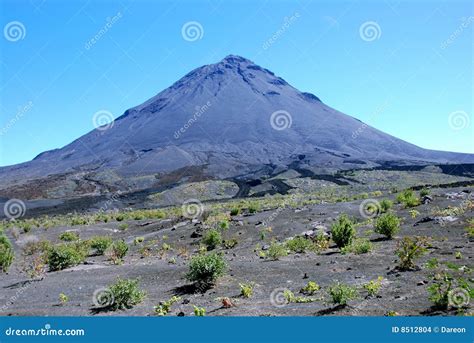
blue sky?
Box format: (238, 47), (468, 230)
(0, 0), (472, 166)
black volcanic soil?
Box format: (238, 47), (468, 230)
(0, 186), (472, 316)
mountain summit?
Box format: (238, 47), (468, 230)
(1, 55), (472, 198)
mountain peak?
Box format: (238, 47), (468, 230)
(220, 54), (254, 65)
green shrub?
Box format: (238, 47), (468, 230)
(328, 282), (358, 305)
(0, 234), (14, 272)
(222, 238), (238, 249)
(380, 199), (393, 213)
(89, 236), (113, 255)
(118, 223), (129, 231)
(48, 242), (88, 271)
(331, 215), (356, 248)
(266, 241), (288, 260)
(107, 278), (146, 310)
(202, 229), (222, 250)
(300, 281), (320, 295)
(154, 296), (181, 316)
(230, 208), (240, 216)
(341, 238), (373, 255)
(374, 213), (400, 239)
(248, 202), (261, 214)
(186, 252), (227, 285)
(396, 189), (420, 208)
(218, 220), (229, 231)
(420, 188), (430, 197)
(239, 282), (254, 298)
(193, 305), (206, 316)
(363, 276), (383, 297)
(396, 236), (429, 270)
(106, 240), (128, 264)
(286, 236), (313, 253)
(59, 231), (79, 242)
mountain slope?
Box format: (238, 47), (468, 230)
(1, 55), (472, 197)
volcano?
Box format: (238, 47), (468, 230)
(1, 55), (472, 199)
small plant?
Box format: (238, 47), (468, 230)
(363, 276), (383, 297)
(59, 231), (79, 242)
(374, 213), (400, 239)
(331, 215), (356, 248)
(106, 240), (129, 265)
(193, 305), (206, 316)
(218, 220), (229, 231)
(328, 282), (358, 306)
(0, 233), (14, 272)
(455, 252), (462, 260)
(248, 202), (260, 214)
(134, 237), (145, 245)
(341, 238), (373, 255)
(202, 229), (222, 250)
(396, 189), (420, 208)
(396, 236), (429, 271)
(222, 238), (238, 249)
(118, 223), (129, 231)
(266, 241), (288, 260)
(300, 281), (320, 295)
(286, 236), (312, 253)
(89, 236), (113, 255)
(186, 252), (227, 285)
(409, 209), (420, 219)
(420, 188), (431, 197)
(380, 199), (393, 213)
(426, 258), (439, 269)
(230, 208), (240, 216)
(239, 282), (254, 298)
(107, 278), (146, 310)
(312, 233), (330, 252)
(154, 296), (181, 316)
(48, 242), (88, 271)
(385, 311), (399, 316)
(59, 293), (69, 304)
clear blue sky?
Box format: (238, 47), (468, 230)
(0, 0), (472, 166)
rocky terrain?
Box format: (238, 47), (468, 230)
(0, 173), (472, 316)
